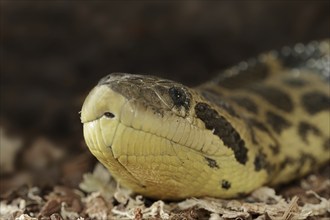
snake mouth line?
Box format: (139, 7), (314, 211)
(115, 118), (227, 160)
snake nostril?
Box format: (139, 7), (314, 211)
(104, 112), (115, 118)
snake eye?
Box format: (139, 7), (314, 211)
(104, 112), (115, 118)
(169, 87), (187, 107)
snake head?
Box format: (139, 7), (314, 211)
(80, 73), (196, 150)
(80, 73), (212, 199)
(81, 72), (272, 199)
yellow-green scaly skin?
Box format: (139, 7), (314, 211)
(81, 40), (330, 200)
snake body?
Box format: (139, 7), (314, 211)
(81, 40), (330, 200)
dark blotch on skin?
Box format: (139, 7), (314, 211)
(283, 78), (307, 87)
(323, 138), (330, 151)
(301, 91), (330, 115)
(279, 157), (295, 169)
(205, 157), (219, 169)
(278, 47), (307, 68)
(169, 87), (190, 111)
(217, 62), (269, 89)
(247, 118), (280, 154)
(231, 96), (258, 114)
(248, 118), (268, 133)
(298, 121), (321, 143)
(221, 180), (231, 190)
(247, 119), (267, 145)
(247, 85), (294, 112)
(266, 111), (292, 134)
(200, 91), (239, 118)
(296, 153), (317, 174)
(195, 103), (248, 164)
(254, 151), (274, 174)
(254, 152), (267, 172)
(277, 43), (325, 74)
(215, 100), (239, 118)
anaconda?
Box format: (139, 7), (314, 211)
(81, 40), (330, 200)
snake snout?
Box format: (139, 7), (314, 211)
(81, 85), (127, 124)
(81, 85), (130, 152)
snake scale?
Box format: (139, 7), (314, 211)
(81, 40), (330, 200)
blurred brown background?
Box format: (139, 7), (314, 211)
(2, 1), (330, 140)
(1, 1), (329, 190)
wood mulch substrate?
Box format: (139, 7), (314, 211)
(0, 128), (329, 220)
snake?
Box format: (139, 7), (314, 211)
(81, 40), (330, 200)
